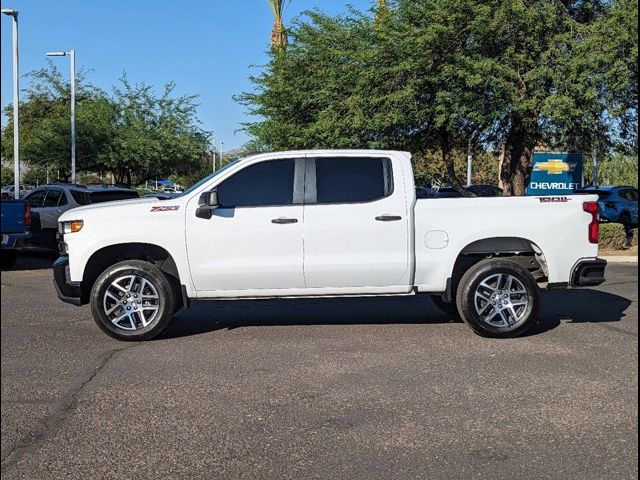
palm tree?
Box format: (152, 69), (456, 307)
(268, 0), (290, 52)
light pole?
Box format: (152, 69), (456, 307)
(210, 136), (216, 173)
(592, 140), (598, 187)
(46, 49), (76, 184)
(466, 131), (477, 187)
(2, 9), (20, 198)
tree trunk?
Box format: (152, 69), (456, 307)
(58, 170), (70, 183)
(439, 129), (473, 196)
(112, 168), (127, 186)
(499, 117), (536, 196)
(271, 19), (287, 52)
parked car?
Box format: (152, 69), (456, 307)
(1, 199), (32, 267)
(53, 150), (605, 341)
(24, 184), (139, 249)
(437, 184), (504, 198)
(1, 185), (32, 200)
(416, 187), (439, 198)
(576, 186), (638, 226)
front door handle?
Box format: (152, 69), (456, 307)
(375, 215), (402, 222)
(271, 217), (298, 224)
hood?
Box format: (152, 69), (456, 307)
(59, 197), (164, 221)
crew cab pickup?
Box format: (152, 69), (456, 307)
(1, 199), (32, 268)
(53, 150), (606, 340)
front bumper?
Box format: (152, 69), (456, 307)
(570, 258), (607, 287)
(53, 256), (83, 306)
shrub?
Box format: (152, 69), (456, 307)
(599, 223), (638, 250)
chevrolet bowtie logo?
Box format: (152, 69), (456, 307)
(533, 159), (572, 175)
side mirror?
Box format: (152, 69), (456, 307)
(196, 189), (219, 219)
(200, 189), (219, 207)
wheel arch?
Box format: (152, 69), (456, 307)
(81, 242), (181, 305)
(442, 236), (548, 303)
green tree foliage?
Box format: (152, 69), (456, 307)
(238, 0), (638, 195)
(1, 166), (13, 186)
(99, 76), (210, 185)
(1, 65), (211, 186)
(590, 153), (639, 186)
(1, 63), (112, 182)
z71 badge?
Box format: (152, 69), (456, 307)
(150, 206), (180, 212)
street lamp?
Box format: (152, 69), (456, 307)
(46, 49), (76, 184)
(2, 8), (20, 198)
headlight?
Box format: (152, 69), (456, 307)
(62, 220), (84, 234)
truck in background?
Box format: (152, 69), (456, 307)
(1, 199), (32, 268)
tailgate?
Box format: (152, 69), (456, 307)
(0, 200), (28, 234)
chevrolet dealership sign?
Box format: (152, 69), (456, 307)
(527, 152), (584, 195)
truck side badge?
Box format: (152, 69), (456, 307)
(150, 206), (180, 212)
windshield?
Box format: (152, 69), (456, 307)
(176, 159), (241, 198)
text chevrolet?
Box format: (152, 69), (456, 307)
(53, 150), (606, 340)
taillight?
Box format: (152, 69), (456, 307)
(583, 201), (599, 244)
(24, 203), (32, 227)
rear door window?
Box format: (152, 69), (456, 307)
(311, 157), (392, 204)
(42, 189), (65, 207)
(25, 189), (46, 208)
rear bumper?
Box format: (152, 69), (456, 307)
(1, 232), (30, 250)
(53, 256), (83, 306)
(570, 258), (607, 287)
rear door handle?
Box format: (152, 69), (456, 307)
(375, 215), (402, 222)
(271, 217), (298, 224)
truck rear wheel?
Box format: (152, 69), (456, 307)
(456, 258), (539, 338)
(90, 260), (176, 341)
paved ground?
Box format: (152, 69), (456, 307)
(1, 254), (637, 479)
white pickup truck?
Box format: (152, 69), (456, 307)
(54, 150), (606, 340)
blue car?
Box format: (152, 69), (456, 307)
(577, 186), (638, 226)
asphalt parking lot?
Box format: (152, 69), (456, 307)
(1, 255), (637, 479)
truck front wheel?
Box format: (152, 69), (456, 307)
(90, 260), (177, 341)
(456, 258), (539, 338)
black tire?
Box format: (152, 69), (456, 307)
(90, 260), (177, 341)
(456, 258), (539, 338)
(430, 295), (460, 318)
(1, 251), (17, 269)
(619, 212), (631, 227)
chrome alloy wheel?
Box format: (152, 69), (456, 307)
(473, 273), (530, 330)
(103, 274), (160, 331)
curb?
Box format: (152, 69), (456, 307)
(601, 255), (638, 264)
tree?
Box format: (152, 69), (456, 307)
(1, 166), (13, 186)
(1, 63), (112, 182)
(239, 0), (637, 195)
(99, 76), (210, 186)
(1, 64), (211, 186)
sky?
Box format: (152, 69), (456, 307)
(1, 0), (373, 150)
